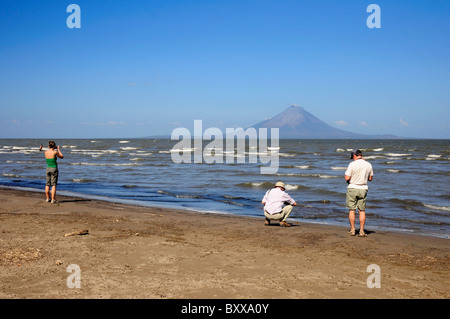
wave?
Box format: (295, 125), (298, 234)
(375, 198), (450, 214)
(237, 182), (276, 189)
(385, 153), (412, 157)
(6, 160), (37, 164)
(279, 153), (295, 157)
(423, 204), (450, 212)
(237, 182), (307, 190)
(69, 162), (143, 166)
(120, 147), (141, 150)
(223, 195), (246, 200)
(295, 165), (311, 169)
(157, 190), (204, 199)
(276, 173), (339, 179)
(330, 166), (346, 170)
(2, 173), (23, 178)
(69, 149), (120, 155)
(170, 148), (195, 152)
(425, 154), (444, 161)
(217, 199), (246, 206)
(72, 178), (96, 183)
(130, 152), (153, 156)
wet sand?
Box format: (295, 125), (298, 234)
(0, 187), (448, 299)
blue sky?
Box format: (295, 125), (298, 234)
(1, 0), (449, 138)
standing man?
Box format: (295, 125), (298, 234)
(345, 149), (373, 237)
(40, 141), (64, 203)
(262, 181), (297, 227)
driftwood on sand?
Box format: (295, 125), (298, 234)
(64, 229), (89, 237)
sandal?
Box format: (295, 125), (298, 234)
(264, 218), (270, 226)
(348, 229), (356, 236)
(358, 231), (367, 237)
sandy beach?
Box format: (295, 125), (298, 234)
(0, 187), (448, 300)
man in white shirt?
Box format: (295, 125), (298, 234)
(262, 181), (297, 227)
(345, 149), (373, 237)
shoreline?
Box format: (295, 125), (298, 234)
(0, 187), (448, 299)
(2, 185), (447, 240)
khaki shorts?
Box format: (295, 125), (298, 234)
(346, 188), (368, 211)
(264, 204), (293, 222)
(46, 167), (59, 186)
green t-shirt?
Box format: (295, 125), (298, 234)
(46, 157), (57, 168)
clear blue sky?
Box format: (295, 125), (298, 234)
(1, 0), (449, 138)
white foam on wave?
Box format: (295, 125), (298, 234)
(70, 162), (143, 166)
(330, 166), (346, 170)
(386, 153), (411, 157)
(6, 160), (36, 164)
(130, 152), (153, 156)
(424, 204), (450, 212)
(2, 173), (22, 178)
(70, 149), (119, 154)
(387, 169), (400, 173)
(170, 148), (195, 153)
(317, 174), (339, 179)
(279, 153), (295, 157)
(295, 165), (310, 169)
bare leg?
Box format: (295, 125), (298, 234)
(359, 210), (366, 233)
(51, 186), (57, 201)
(45, 186), (50, 201)
(348, 209), (356, 231)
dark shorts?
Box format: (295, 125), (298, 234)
(46, 167), (59, 186)
(346, 188), (368, 211)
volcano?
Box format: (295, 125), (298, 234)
(252, 105), (397, 139)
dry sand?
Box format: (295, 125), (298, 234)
(0, 187), (448, 299)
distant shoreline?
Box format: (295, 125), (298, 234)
(2, 137), (448, 140)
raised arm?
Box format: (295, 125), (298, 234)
(56, 145), (64, 159)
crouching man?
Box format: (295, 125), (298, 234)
(262, 181), (297, 227)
